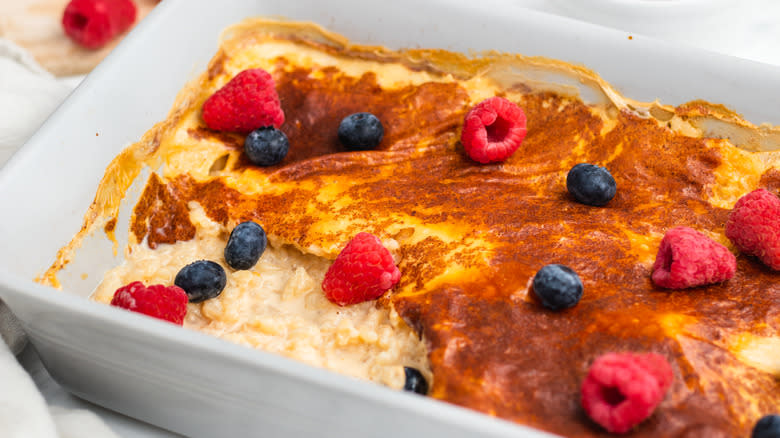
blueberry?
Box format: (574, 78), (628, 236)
(245, 126), (289, 166)
(174, 260), (227, 303)
(338, 112), (384, 150)
(566, 163), (617, 206)
(403, 367), (429, 395)
(224, 221), (267, 270)
(753, 415), (780, 438)
(532, 264), (583, 310)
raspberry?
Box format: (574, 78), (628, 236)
(461, 97), (527, 164)
(110, 281), (188, 325)
(651, 226), (736, 289)
(321, 232), (401, 306)
(62, 0), (137, 50)
(725, 188), (780, 270)
(581, 352), (673, 434)
(202, 69), (285, 133)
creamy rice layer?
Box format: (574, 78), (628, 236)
(93, 203), (431, 389)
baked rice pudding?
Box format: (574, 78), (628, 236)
(40, 18), (780, 437)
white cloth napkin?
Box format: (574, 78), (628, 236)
(0, 39), (71, 160)
(0, 37), (120, 438)
(0, 345), (121, 438)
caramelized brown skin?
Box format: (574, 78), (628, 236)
(123, 55), (780, 437)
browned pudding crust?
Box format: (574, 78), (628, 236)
(43, 19), (779, 437)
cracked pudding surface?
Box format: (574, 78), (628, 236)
(92, 204), (430, 389)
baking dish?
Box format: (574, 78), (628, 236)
(1, 0), (780, 436)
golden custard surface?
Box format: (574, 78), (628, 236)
(42, 18), (780, 438)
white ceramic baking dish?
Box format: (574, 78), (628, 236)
(2, 0), (780, 436)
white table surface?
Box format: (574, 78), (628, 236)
(11, 1), (780, 436)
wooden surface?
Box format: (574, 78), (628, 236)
(0, 0), (158, 76)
